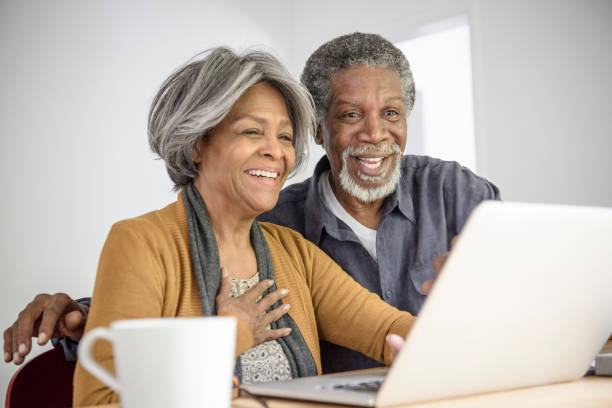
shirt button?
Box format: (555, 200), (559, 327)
(384, 289), (392, 299)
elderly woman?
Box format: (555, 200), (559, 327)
(72, 47), (415, 405)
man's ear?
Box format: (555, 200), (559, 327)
(314, 124), (324, 146)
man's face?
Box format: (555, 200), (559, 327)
(317, 65), (407, 203)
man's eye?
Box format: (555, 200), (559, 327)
(342, 112), (359, 119)
(384, 110), (399, 116)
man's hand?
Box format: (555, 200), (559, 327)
(421, 236), (459, 295)
(216, 268), (292, 347)
(386, 334), (405, 363)
(3, 293), (88, 365)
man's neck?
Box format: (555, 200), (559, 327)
(327, 172), (385, 229)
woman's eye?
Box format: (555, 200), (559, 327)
(243, 129), (261, 135)
(279, 134), (293, 143)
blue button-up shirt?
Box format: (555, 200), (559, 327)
(259, 155), (500, 373)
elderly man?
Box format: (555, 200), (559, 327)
(4, 33), (499, 373)
(259, 32), (499, 372)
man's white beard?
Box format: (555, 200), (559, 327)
(337, 144), (402, 203)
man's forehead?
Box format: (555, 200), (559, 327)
(328, 65), (403, 104)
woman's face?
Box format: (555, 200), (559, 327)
(193, 82), (296, 217)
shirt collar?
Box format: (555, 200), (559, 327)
(383, 158), (416, 223)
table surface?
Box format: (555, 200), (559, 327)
(92, 340), (612, 408)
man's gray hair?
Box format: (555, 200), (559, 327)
(301, 32), (415, 122)
(148, 47), (315, 190)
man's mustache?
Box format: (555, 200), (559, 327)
(343, 144), (402, 156)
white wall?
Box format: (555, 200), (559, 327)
(397, 23), (477, 171)
(0, 0), (294, 397)
(473, 0), (612, 205)
(2, 0), (612, 400)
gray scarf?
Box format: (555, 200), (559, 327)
(183, 183), (316, 381)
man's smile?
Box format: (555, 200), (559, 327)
(348, 151), (397, 179)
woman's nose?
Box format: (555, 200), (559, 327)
(260, 136), (283, 159)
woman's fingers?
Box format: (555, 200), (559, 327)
(257, 287), (289, 311)
(216, 268), (232, 305)
(216, 268), (232, 312)
(246, 279), (275, 302)
(263, 303), (291, 326)
(386, 334), (405, 363)
(214, 271), (292, 346)
(262, 327), (292, 342)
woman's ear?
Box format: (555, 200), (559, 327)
(192, 138), (205, 163)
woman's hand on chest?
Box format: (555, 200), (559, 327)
(216, 267), (292, 346)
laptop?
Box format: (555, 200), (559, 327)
(242, 201), (612, 406)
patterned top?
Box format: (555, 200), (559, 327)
(231, 272), (293, 384)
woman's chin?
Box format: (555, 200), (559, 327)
(245, 196), (280, 217)
(260, 199), (280, 215)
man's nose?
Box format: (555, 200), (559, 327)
(358, 114), (388, 144)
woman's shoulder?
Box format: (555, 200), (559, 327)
(259, 221), (345, 290)
(258, 221), (326, 263)
(107, 199), (186, 244)
(259, 221), (309, 246)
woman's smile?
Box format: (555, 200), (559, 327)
(245, 167), (282, 185)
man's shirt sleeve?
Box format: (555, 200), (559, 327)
(51, 297), (91, 361)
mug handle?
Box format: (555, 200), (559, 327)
(77, 327), (121, 392)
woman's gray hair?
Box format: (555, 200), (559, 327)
(148, 47), (315, 190)
(300, 32), (415, 123)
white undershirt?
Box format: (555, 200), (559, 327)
(318, 171), (378, 261)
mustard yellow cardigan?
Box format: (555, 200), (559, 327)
(73, 193), (415, 406)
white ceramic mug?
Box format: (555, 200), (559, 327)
(78, 317), (236, 408)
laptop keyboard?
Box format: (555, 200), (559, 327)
(332, 380), (383, 392)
